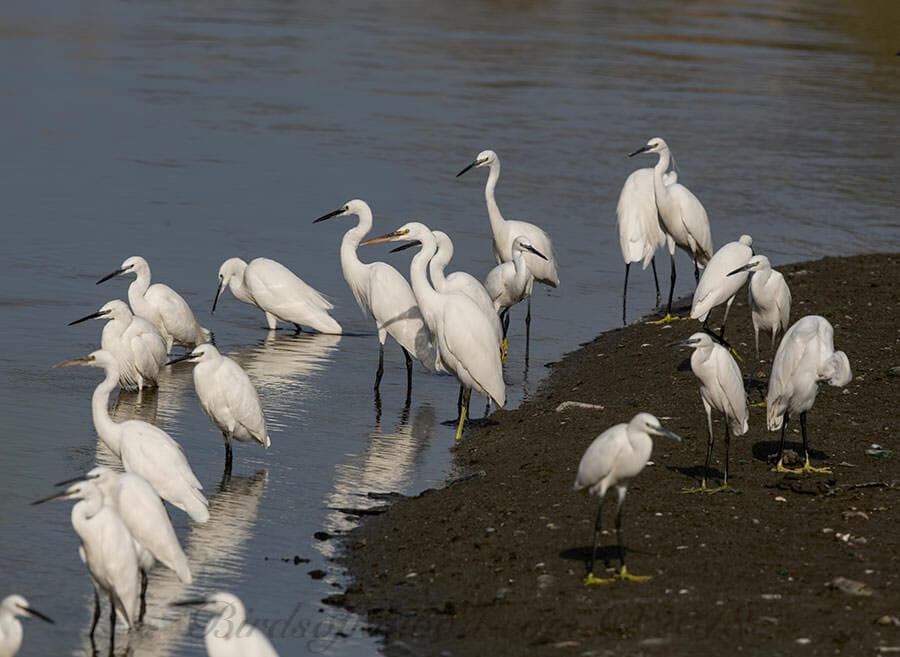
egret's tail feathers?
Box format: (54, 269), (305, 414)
(183, 489), (210, 524)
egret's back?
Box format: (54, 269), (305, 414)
(616, 168), (665, 269)
(244, 258), (341, 334)
(194, 356), (270, 447)
(692, 343), (749, 436)
(766, 315), (830, 430)
(667, 183), (713, 266)
(367, 262), (435, 367)
(691, 240), (753, 321)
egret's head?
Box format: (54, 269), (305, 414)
(214, 258), (247, 312)
(671, 332), (714, 350)
(97, 255), (147, 284)
(68, 300), (129, 326)
(511, 235), (548, 261)
(172, 591), (243, 616)
(167, 342), (218, 366)
(631, 412), (682, 442)
(314, 199), (370, 224)
(0, 595), (54, 624)
(629, 137), (669, 157)
(728, 254), (771, 277)
(457, 149), (498, 177)
(54, 349), (115, 370)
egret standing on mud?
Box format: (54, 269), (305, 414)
(574, 413), (682, 584)
(0, 595), (54, 657)
(691, 235), (754, 338)
(767, 315), (851, 473)
(728, 255), (791, 358)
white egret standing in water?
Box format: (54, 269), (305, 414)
(69, 299), (167, 391)
(767, 315), (851, 473)
(728, 255), (791, 358)
(173, 592), (280, 657)
(314, 200), (434, 397)
(691, 234), (754, 338)
(674, 332), (748, 492)
(574, 413), (682, 584)
(0, 595), (54, 657)
(629, 138), (713, 321)
(213, 257), (342, 334)
(97, 255), (211, 352)
(55, 350), (209, 523)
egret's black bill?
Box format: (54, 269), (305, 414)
(166, 353), (195, 366)
(456, 160), (478, 177)
(68, 310), (105, 326)
(313, 208), (343, 223)
(629, 145), (652, 157)
(97, 268), (125, 285)
(389, 240), (421, 253)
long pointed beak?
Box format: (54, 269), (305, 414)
(97, 268), (126, 285)
(313, 208), (344, 223)
(32, 490), (72, 505)
(166, 352), (195, 367)
(53, 357), (92, 369)
(727, 263), (752, 277)
(629, 145), (652, 157)
(360, 230), (407, 247)
(68, 310), (106, 326)
(22, 605), (54, 624)
(456, 160), (479, 177)
(652, 425), (683, 442)
(212, 279), (224, 313)
(54, 472), (98, 487)
(523, 244), (548, 261)
(389, 240), (421, 253)
(171, 598), (208, 608)
(667, 338), (697, 348)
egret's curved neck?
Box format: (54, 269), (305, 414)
(483, 162), (505, 232)
(651, 149), (673, 197)
(512, 251), (532, 292)
(227, 263), (253, 304)
(409, 234), (441, 330)
(127, 271), (151, 315)
(91, 366), (123, 455)
(429, 241), (452, 293)
(340, 210), (373, 293)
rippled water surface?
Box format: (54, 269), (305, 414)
(0, 1), (897, 655)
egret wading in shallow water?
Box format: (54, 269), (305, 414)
(361, 222), (505, 441)
(213, 257), (342, 334)
(457, 149), (559, 361)
(674, 332), (748, 493)
(629, 138), (713, 322)
(0, 595), (53, 657)
(767, 315), (851, 473)
(728, 255), (791, 359)
(483, 235), (549, 353)
(56, 467), (192, 620)
(33, 481), (140, 645)
(55, 350), (209, 523)
(168, 343), (270, 477)
(616, 167), (677, 324)
(97, 255), (211, 352)
(69, 299), (167, 391)
(314, 200), (435, 398)
(173, 592), (280, 657)
(574, 413), (682, 584)
(691, 235), (753, 338)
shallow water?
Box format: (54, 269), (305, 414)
(0, 1), (897, 655)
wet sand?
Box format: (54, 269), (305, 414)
(335, 252), (899, 657)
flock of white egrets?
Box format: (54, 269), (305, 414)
(3, 142), (854, 655)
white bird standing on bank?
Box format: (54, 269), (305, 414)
(33, 481), (140, 642)
(97, 255), (211, 352)
(483, 235), (549, 350)
(727, 255), (791, 358)
(629, 138), (713, 322)
(173, 592), (279, 657)
(0, 595), (53, 657)
(213, 257), (342, 334)
(767, 315), (852, 473)
(314, 200), (434, 397)
(361, 222), (505, 441)
(574, 413), (682, 584)
(69, 299), (168, 391)
(457, 149), (559, 359)
(168, 343), (270, 477)
(55, 350), (209, 523)
(674, 332), (749, 492)
(691, 234), (754, 337)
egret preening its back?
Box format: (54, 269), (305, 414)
(168, 343), (270, 477)
(69, 299), (167, 391)
(0, 595), (53, 657)
(55, 350), (209, 523)
(213, 257), (342, 334)
(691, 234), (754, 337)
(97, 255), (211, 352)
(574, 413), (682, 584)
(674, 332), (748, 493)
(173, 592), (280, 657)
(361, 222), (505, 442)
(629, 138), (713, 321)
(314, 199), (435, 396)
(767, 315), (851, 473)
(727, 255), (791, 358)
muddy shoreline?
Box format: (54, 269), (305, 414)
(335, 253), (899, 657)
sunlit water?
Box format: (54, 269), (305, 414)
(0, 1), (897, 655)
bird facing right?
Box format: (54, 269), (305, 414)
(0, 595), (53, 657)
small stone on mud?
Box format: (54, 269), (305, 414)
(876, 615), (900, 626)
(828, 577), (873, 596)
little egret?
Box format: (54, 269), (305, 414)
(691, 234), (754, 337)
(33, 481), (140, 641)
(429, 231), (498, 330)
(173, 592), (279, 657)
(767, 315), (852, 473)
(629, 138), (713, 321)
(727, 255), (791, 358)
(55, 350), (209, 523)
(483, 235), (549, 352)
(97, 255), (211, 352)
(69, 299), (167, 391)
(574, 413), (681, 584)
(674, 332), (749, 492)
(0, 595), (53, 657)
(314, 200), (435, 396)
(457, 149), (559, 356)
(213, 257), (342, 334)
(168, 343), (270, 477)
(361, 222), (505, 441)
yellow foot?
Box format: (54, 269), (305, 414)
(750, 399), (768, 408)
(729, 347), (744, 363)
(772, 458), (832, 474)
(584, 572), (616, 585)
(615, 565), (652, 582)
(501, 338), (509, 363)
(704, 484), (739, 494)
(681, 483), (710, 494)
(646, 313), (689, 325)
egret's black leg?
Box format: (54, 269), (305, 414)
(683, 408), (714, 493)
(139, 570), (148, 622)
(651, 256), (661, 306)
(693, 257), (700, 283)
(89, 589), (101, 638)
(666, 253), (677, 317)
(774, 413), (790, 471)
(500, 309), (510, 340)
(402, 347), (413, 397)
(223, 438), (233, 480)
(108, 595), (117, 653)
(622, 262), (631, 326)
(589, 498), (604, 576)
(374, 343), (385, 392)
(724, 424), (731, 486)
(614, 496), (626, 569)
(524, 297), (532, 364)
